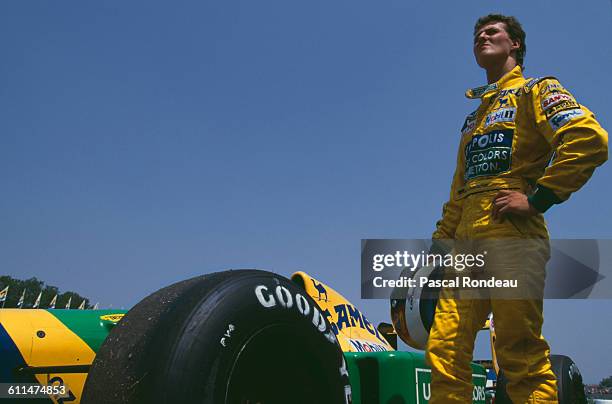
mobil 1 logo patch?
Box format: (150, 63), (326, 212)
(485, 107), (515, 127)
(464, 129), (513, 180)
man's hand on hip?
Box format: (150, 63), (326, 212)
(492, 190), (538, 220)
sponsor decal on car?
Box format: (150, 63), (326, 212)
(325, 303), (389, 345)
(548, 108), (584, 132)
(541, 93), (574, 110)
(464, 130), (513, 180)
(99, 314), (125, 323)
(415, 368), (486, 404)
(293, 271), (395, 353)
(347, 338), (390, 352)
(484, 107), (516, 127)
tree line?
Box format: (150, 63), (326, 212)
(0, 275), (92, 309)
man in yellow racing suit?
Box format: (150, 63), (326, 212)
(426, 14), (608, 403)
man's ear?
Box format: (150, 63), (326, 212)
(511, 39), (521, 51)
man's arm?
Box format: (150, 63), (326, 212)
(528, 79), (608, 213)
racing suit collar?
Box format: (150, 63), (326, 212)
(465, 65), (524, 99)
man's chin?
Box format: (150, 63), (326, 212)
(475, 54), (504, 69)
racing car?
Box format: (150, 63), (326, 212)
(0, 269), (586, 403)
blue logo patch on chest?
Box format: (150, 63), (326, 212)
(464, 129), (513, 180)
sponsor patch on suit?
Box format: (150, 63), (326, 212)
(540, 83), (564, 95)
(464, 130), (513, 180)
(544, 100), (580, 119)
(485, 107), (516, 128)
(548, 108), (584, 132)
(541, 93), (575, 110)
(461, 110), (478, 135)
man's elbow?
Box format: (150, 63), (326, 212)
(595, 128), (608, 166)
(581, 126), (608, 166)
(600, 129), (608, 159)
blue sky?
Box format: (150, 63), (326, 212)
(1, 0), (611, 383)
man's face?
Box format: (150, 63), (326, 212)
(473, 22), (520, 68)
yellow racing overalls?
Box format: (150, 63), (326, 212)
(426, 65), (607, 403)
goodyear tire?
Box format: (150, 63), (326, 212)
(495, 355), (586, 404)
(494, 370), (510, 404)
(551, 354), (587, 404)
(82, 270), (351, 404)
